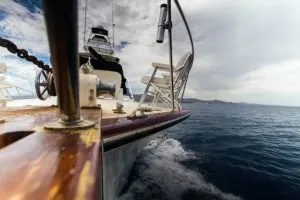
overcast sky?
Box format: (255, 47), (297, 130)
(1, 0), (300, 106)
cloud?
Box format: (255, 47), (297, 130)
(1, 0), (300, 105)
(0, 0), (48, 55)
(181, 0), (300, 105)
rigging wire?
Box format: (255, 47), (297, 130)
(173, 0), (194, 58)
(83, 0), (88, 44)
(6, 72), (33, 83)
(112, 0), (115, 49)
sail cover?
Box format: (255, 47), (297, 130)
(91, 26), (108, 36)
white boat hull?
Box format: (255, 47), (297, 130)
(103, 136), (154, 200)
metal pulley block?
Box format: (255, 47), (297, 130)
(47, 72), (56, 96)
(35, 70), (56, 100)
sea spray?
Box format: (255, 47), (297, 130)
(119, 138), (242, 200)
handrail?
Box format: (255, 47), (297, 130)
(173, 0), (195, 103)
(173, 0), (195, 62)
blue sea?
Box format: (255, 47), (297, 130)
(119, 103), (300, 200)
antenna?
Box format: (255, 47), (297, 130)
(112, 0), (115, 49)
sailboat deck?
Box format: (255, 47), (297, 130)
(3, 97), (172, 119)
(0, 98), (187, 144)
(0, 105), (104, 199)
(0, 99), (190, 199)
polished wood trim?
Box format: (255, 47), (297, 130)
(0, 107), (190, 199)
(0, 131), (34, 149)
(0, 108), (102, 200)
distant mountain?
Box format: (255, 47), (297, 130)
(182, 98), (237, 104)
(133, 94), (237, 105)
(11, 94), (237, 105)
(133, 94), (154, 102)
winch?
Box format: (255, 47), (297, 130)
(35, 60), (116, 107)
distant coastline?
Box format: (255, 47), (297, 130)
(133, 94), (239, 105)
(12, 94), (298, 107)
(180, 98), (238, 104)
(13, 94), (237, 105)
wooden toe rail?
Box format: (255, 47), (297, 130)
(0, 107), (103, 200)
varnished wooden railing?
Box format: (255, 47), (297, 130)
(0, 107), (103, 200)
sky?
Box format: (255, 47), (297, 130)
(1, 0), (300, 106)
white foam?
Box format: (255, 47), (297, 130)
(143, 136), (166, 150)
(118, 138), (242, 200)
(150, 138), (196, 161)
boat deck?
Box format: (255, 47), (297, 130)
(0, 106), (104, 200)
(0, 98), (190, 199)
(3, 97), (172, 118)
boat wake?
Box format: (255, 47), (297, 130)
(118, 137), (242, 200)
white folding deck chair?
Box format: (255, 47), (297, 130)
(138, 51), (193, 109)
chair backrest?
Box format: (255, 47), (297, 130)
(172, 52), (193, 98)
(174, 51), (191, 72)
(174, 51), (192, 84)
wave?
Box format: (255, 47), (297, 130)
(118, 138), (242, 200)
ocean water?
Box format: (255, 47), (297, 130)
(119, 103), (300, 200)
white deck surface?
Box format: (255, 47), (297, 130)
(4, 97), (172, 119)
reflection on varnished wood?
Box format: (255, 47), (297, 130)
(0, 106), (189, 199)
(0, 107), (102, 200)
(0, 131), (34, 149)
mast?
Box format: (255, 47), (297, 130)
(43, 0), (87, 126)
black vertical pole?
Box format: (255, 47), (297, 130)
(167, 0), (175, 110)
(43, 0), (81, 124)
